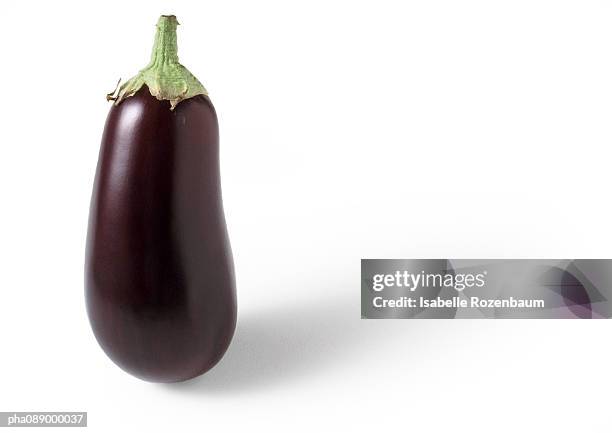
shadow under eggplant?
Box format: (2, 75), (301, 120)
(162, 282), (415, 394)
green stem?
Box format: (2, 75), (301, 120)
(108, 15), (207, 110)
(149, 15), (179, 66)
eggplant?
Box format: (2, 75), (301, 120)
(85, 15), (236, 382)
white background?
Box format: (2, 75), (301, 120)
(0, 0), (611, 431)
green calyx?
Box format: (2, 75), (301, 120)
(107, 15), (207, 110)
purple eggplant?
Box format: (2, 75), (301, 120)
(85, 15), (236, 382)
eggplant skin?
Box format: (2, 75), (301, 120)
(85, 86), (236, 383)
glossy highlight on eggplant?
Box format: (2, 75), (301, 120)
(85, 16), (236, 383)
